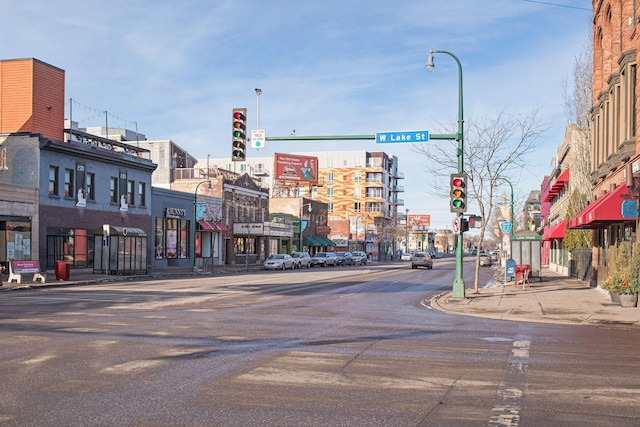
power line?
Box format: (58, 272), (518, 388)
(523, 0), (591, 11)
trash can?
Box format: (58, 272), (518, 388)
(515, 264), (531, 283)
(55, 260), (70, 281)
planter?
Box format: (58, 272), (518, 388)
(610, 292), (621, 304)
(618, 293), (638, 308)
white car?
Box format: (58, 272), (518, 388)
(263, 254), (294, 270)
(400, 253), (413, 261)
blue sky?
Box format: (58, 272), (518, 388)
(2, 0), (592, 229)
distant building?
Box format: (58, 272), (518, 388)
(206, 151), (404, 260)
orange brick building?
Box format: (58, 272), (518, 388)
(0, 58), (65, 141)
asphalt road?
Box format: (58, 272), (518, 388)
(1, 260), (639, 426)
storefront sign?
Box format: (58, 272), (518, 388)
(165, 207), (187, 218)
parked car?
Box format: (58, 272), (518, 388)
(335, 251), (354, 266)
(291, 252), (311, 269)
(400, 253), (413, 261)
(411, 252), (433, 269)
(479, 254), (492, 267)
(263, 254), (294, 270)
(489, 251), (499, 262)
(310, 252), (338, 267)
(351, 251), (367, 265)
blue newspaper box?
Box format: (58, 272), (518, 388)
(505, 259), (516, 280)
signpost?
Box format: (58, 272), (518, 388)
(375, 131), (429, 144)
(250, 129), (266, 149)
(621, 200), (638, 219)
(452, 217), (460, 234)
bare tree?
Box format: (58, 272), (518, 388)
(562, 40), (593, 251)
(414, 108), (546, 292)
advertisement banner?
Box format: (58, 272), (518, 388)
(274, 153), (319, 185)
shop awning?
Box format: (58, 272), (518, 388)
(303, 236), (336, 247)
(542, 219), (566, 241)
(543, 168), (570, 202)
(198, 219), (229, 233)
(109, 226), (147, 237)
(568, 184), (636, 229)
(320, 237), (336, 246)
(303, 236), (321, 246)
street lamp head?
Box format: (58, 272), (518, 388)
(425, 49), (436, 72)
(255, 88), (262, 95)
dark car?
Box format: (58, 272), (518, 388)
(335, 251), (354, 266)
(411, 252), (433, 269)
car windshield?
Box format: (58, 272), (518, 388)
(314, 253), (326, 257)
(271, 255), (285, 259)
(414, 253), (426, 258)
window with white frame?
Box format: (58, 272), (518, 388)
(327, 172), (334, 183)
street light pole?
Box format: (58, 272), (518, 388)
(498, 177), (515, 258)
(355, 216), (360, 251)
(405, 208), (410, 255)
(193, 180), (212, 271)
(427, 49), (465, 298)
(255, 88), (262, 129)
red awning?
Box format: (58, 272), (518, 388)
(542, 219), (566, 241)
(568, 185), (636, 229)
(198, 219), (229, 233)
(543, 168), (570, 202)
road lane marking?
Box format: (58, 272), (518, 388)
(488, 337), (531, 426)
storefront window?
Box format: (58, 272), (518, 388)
(155, 218), (165, 259)
(2, 221), (32, 262)
(155, 217), (189, 259)
(45, 227), (93, 268)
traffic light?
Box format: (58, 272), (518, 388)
(468, 215), (482, 228)
(450, 172), (468, 213)
(232, 108), (247, 161)
(461, 218), (469, 232)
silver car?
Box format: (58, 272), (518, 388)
(351, 251), (367, 265)
(263, 254), (294, 270)
(291, 252), (311, 269)
(411, 252), (433, 269)
(310, 252), (338, 267)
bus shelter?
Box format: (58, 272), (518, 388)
(94, 225), (148, 275)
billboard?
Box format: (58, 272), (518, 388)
(274, 153), (319, 185)
(408, 214), (431, 229)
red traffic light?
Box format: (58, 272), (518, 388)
(233, 111), (245, 121)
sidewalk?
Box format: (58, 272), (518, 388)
(0, 264), (263, 291)
(430, 268), (640, 328)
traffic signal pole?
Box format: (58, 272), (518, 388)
(427, 49), (465, 298)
